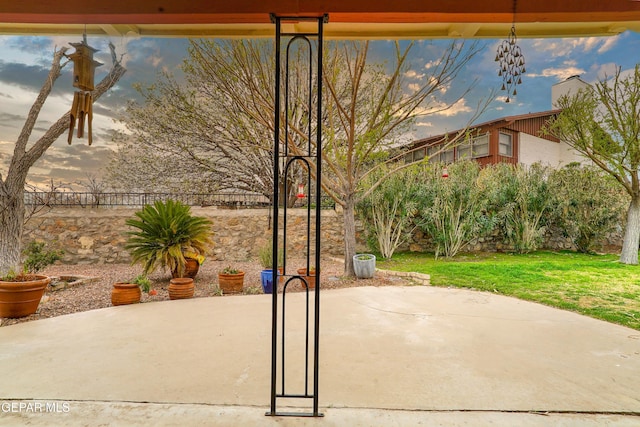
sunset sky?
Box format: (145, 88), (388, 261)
(1, 31), (639, 189)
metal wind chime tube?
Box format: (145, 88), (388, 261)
(268, 14), (326, 418)
(495, 0), (526, 103)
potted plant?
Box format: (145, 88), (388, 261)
(218, 266), (245, 294)
(0, 241), (62, 318)
(182, 251), (205, 279)
(258, 243), (274, 294)
(125, 199), (213, 279)
(111, 274), (150, 306)
(257, 240), (284, 294)
(296, 266), (316, 289)
(353, 253), (376, 279)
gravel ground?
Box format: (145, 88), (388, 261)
(0, 258), (411, 327)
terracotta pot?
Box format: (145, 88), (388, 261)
(0, 275), (51, 318)
(169, 277), (194, 300)
(171, 258), (200, 279)
(218, 272), (245, 294)
(111, 283), (141, 306)
(296, 268), (316, 289)
(183, 258), (200, 279)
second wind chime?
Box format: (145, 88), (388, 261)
(495, 0), (526, 103)
(66, 33), (102, 145)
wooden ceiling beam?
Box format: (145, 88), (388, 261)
(1, 0), (640, 25)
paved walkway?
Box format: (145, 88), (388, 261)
(1, 286), (639, 426)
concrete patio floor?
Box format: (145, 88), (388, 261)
(1, 286), (639, 426)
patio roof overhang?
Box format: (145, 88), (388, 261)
(1, 1), (640, 38)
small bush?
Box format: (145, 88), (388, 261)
(22, 241), (63, 274)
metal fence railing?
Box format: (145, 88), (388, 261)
(23, 191), (336, 209)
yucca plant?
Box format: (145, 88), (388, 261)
(125, 200), (213, 277)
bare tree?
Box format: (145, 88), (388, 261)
(0, 44), (126, 275)
(108, 39), (295, 200)
(108, 39), (487, 276)
(300, 40), (487, 275)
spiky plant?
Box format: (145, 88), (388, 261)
(125, 200), (213, 277)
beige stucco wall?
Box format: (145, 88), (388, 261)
(519, 133), (586, 167)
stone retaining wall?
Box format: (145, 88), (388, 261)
(23, 208), (349, 265)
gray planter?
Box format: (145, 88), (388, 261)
(353, 254), (376, 279)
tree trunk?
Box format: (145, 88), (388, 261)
(620, 195), (640, 265)
(343, 196), (357, 277)
(0, 187), (26, 275)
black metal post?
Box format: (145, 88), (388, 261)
(267, 13), (326, 418)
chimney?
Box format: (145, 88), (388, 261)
(551, 75), (590, 108)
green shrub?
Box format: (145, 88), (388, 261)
(22, 241), (63, 274)
(416, 161), (496, 258)
(549, 163), (628, 253)
(357, 165), (419, 259)
(133, 274), (152, 293)
(482, 163), (553, 254)
(257, 239), (283, 268)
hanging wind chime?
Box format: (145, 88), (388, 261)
(495, 0), (526, 103)
(66, 34), (102, 145)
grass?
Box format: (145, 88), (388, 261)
(378, 251), (640, 330)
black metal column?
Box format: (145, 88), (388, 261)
(267, 14), (326, 418)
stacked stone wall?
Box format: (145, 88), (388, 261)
(23, 208), (347, 265)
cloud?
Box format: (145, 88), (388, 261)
(527, 60), (586, 81)
(597, 37), (618, 54)
(0, 112), (25, 129)
(404, 70), (425, 80)
(423, 59), (438, 70)
(593, 62), (620, 80)
(0, 61), (51, 92)
(415, 98), (472, 117)
(416, 121), (433, 127)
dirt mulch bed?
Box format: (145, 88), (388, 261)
(0, 258), (411, 327)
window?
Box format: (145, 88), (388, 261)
(404, 147), (426, 163)
(427, 144), (440, 163)
(457, 133), (489, 160)
(427, 144), (454, 164)
(457, 144), (471, 160)
(441, 149), (454, 163)
(471, 134), (489, 157)
(499, 133), (513, 157)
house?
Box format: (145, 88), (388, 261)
(405, 76), (590, 167)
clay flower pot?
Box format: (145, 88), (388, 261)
(296, 268), (316, 289)
(218, 271), (245, 294)
(172, 257), (201, 279)
(0, 275), (51, 318)
(168, 277), (195, 300)
(111, 283), (142, 306)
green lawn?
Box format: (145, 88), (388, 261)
(378, 251), (640, 330)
